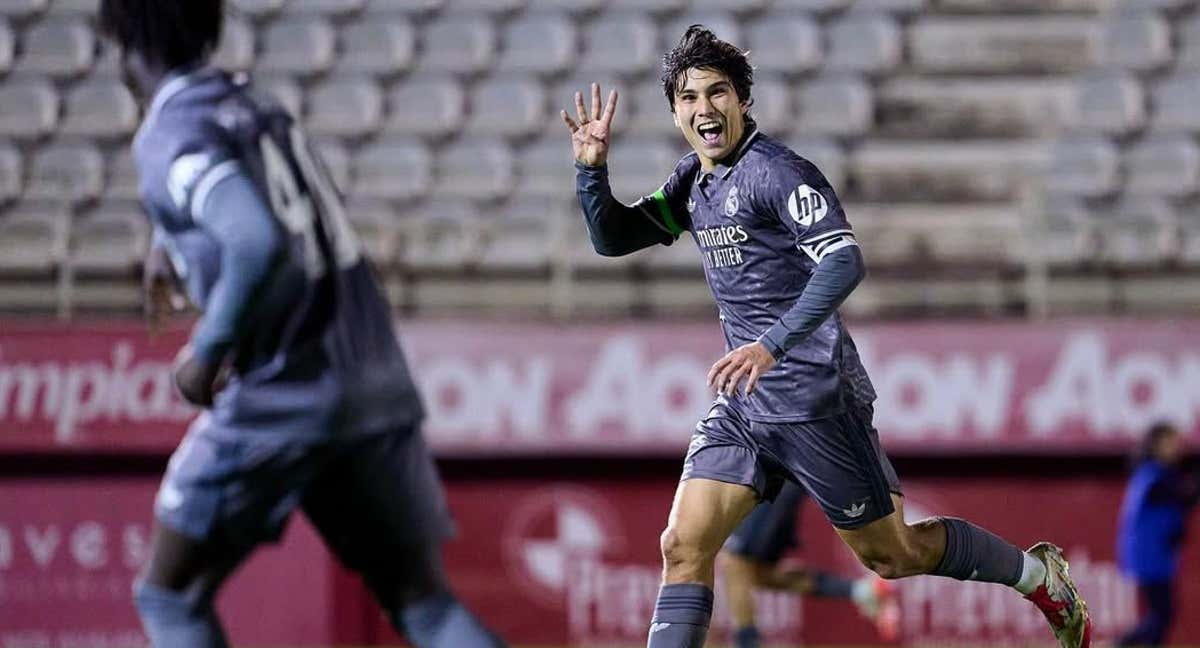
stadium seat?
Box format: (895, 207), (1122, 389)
(770, 0), (850, 12)
(26, 142), (103, 204)
(692, 0), (768, 11)
(254, 75), (304, 119)
(1179, 209), (1200, 266)
(417, 15), (496, 74)
(0, 19), (12, 73)
(1069, 73), (1145, 135)
(1045, 137), (1120, 197)
(825, 13), (902, 73)
(861, 204), (1020, 267)
(785, 136), (846, 190)
(1124, 136), (1200, 197)
(445, 0), (527, 12)
(851, 140), (1046, 202)
(794, 75), (873, 136)
(1149, 74), (1200, 132)
(525, 0), (604, 12)
(1179, 14), (1200, 69)
(464, 75), (546, 139)
(400, 199), (484, 271)
(17, 18), (95, 76)
(604, 139), (679, 204)
(284, 0), (365, 15)
(606, 0), (685, 12)
(627, 80), (676, 136)
(516, 136), (577, 199)
(60, 78), (139, 138)
(936, 0), (1104, 8)
(908, 17), (1095, 73)
(257, 17), (336, 75)
(497, 12), (576, 75)
(579, 13), (658, 74)
(352, 138), (432, 201)
(640, 232), (701, 274)
(45, 0), (97, 14)
(1097, 11), (1171, 71)
(384, 75), (465, 138)
(0, 145), (20, 204)
(747, 75), (792, 136)
(364, 0), (441, 12)
(432, 139), (515, 201)
(0, 0), (46, 19)
(313, 138), (351, 191)
(875, 77), (1074, 138)
(1099, 196), (1176, 268)
(745, 13), (822, 73)
(306, 76), (383, 137)
(70, 202), (149, 276)
(339, 19), (415, 75)
(1036, 194), (1096, 268)
(229, 0), (286, 17)
(477, 198), (562, 272)
(212, 17), (256, 72)
(0, 80), (58, 138)
(0, 202), (68, 274)
(104, 148), (139, 201)
(663, 12), (742, 49)
(343, 199), (401, 267)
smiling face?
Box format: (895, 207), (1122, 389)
(671, 67), (749, 171)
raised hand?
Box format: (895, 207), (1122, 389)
(561, 82), (618, 167)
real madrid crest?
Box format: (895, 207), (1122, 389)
(724, 186), (739, 217)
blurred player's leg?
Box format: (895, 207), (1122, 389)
(133, 524), (251, 648)
(302, 429), (505, 648)
(1117, 581), (1172, 647)
(648, 477), (758, 648)
(719, 553), (760, 648)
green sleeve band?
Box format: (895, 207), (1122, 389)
(651, 188), (684, 237)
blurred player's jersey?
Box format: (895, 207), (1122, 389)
(644, 128), (875, 421)
(134, 68), (423, 438)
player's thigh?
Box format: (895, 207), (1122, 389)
(154, 418), (326, 561)
(302, 428), (453, 602)
(762, 406), (902, 531)
(723, 480), (805, 564)
(139, 521), (252, 596)
(665, 477), (759, 560)
(832, 492), (911, 559)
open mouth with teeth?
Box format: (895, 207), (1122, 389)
(696, 120), (724, 147)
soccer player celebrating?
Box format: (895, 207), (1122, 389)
(100, 2), (506, 647)
(562, 26), (1091, 648)
(721, 482), (899, 648)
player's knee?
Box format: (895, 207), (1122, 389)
(659, 526), (710, 572)
(132, 578), (207, 622)
(849, 542), (920, 580)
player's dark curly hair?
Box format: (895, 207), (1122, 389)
(1136, 421), (1179, 463)
(660, 25), (754, 114)
(99, 0), (223, 70)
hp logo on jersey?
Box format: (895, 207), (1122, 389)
(787, 184), (828, 226)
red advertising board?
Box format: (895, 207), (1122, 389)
(2, 474), (1197, 647)
(1, 319), (1198, 456)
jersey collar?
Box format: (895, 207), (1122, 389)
(710, 125), (761, 179)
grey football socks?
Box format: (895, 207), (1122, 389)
(399, 591), (507, 648)
(646, 583), (713, 648)
(733, 625), (761, 648)
(133, 581), (229, 648)
(812, 570), (856, 598)
(932, 516), (1024, 586)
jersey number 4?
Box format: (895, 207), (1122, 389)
(260, 127), (361, 279)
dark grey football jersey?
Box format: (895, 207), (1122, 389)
(134, 69), (423, 437)
(645, 129), (876, 421)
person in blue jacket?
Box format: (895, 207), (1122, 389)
(1117, 422), (1199, 647)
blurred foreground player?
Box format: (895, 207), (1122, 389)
(562, 26), (1091, 648)
(1117, 422), (1199, 647)
(100, 2), (506, 646)
(721, 482), (899, 648)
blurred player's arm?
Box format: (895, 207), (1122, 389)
(173, 163), (284, 405)
(563, 82), (685, 256)
(143, 228), (186, 335)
